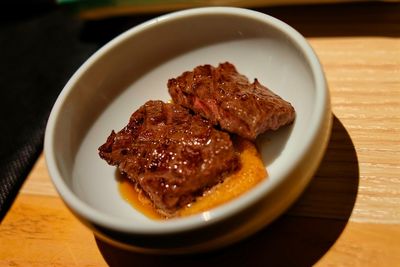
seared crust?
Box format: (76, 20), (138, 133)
(168, 62), (296, 140)
(98, 100), (238, 216)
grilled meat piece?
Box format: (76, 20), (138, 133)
(168, 62), (296, 140)
(98, 100), (238, 216)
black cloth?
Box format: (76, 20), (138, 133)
(0, 4), (98, 220)
(0, 3), (156, 221)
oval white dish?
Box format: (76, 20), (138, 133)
(44, 7), (332, 254)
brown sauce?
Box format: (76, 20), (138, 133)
(117, 138), (267, 219)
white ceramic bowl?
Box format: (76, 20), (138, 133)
(45, 7), (331, 254)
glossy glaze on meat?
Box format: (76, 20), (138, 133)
(168, 62), (296, 140)
(98, 100), (238, 216)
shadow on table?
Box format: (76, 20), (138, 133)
(95, 115), (359, 266)
(260, 2), (400, 37)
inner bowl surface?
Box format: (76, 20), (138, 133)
(45, 7), (330, 252)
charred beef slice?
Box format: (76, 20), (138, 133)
(168, 62), (296, 140)
(98, 100), (238, 216)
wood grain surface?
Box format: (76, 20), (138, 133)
(1, 2), (399, 266)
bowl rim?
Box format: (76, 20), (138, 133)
(44, 6), (328, 235)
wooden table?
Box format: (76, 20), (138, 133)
(1, 3), (399, 266)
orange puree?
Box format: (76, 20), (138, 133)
(178, 138), (266, 216)
(118, 178), (163, 219)
(118, 138), (267, 219)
